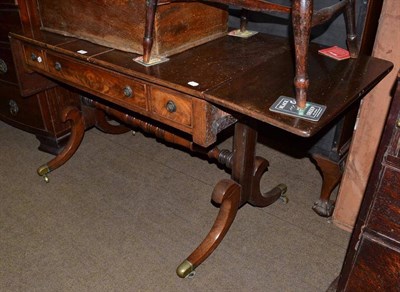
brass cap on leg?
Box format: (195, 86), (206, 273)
(176, 260), (194, 278)
(276, 183), (287, 194)
(37, 165), (50, 176)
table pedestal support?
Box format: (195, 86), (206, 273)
(177, 122), (287, 277)
(36, 104), (287, 278)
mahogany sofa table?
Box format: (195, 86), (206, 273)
(9, 30), (392, 278)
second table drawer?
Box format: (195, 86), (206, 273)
(150, 86), (192, 128)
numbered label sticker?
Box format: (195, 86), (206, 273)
(269, 96), (326, 122)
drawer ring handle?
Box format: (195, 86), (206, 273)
(31, 53), (43, 63)
(166, 100), (177, 113)
(9, 99), (19, 116)
(0, 59), (7, 74)
(54, 62), (62, 71)
(123, 86), (133, 98)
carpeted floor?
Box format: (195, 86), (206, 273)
(0, 120), (350, 291)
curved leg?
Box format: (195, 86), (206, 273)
(37, 106), (85, 182)
(143, 0), (158, 63)
(248, 156), (288, 207)
(344, 0), (358, 58)
(292, 0), (313, 109)
(176, 179), (241, 278)
(311, 154), (343, 217)
(95, 109), (130, 134)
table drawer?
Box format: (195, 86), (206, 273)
(150, 86), (192, 128)
(46, 53), (147, 111)
(23, 44), (47, 71)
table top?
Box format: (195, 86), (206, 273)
(11, 30), (393, 137)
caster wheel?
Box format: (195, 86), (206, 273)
(277, 183), (287, 195)
(44, 175), (49, 183)
(280, 195), (288, 204)
(186, 271), (196, 279)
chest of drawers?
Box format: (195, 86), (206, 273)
(0, 1), (80, 154)
(336, 71), (400, 291)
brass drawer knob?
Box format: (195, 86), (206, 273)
(123, 86), (133, 98)
(0, 59), (7, 74)
(166, 100), (177, 113)
(54, 62), (62, 71)
(9, 99), (19, 116)
(31, 53), (43, 63)
(396, 119), (400, 128)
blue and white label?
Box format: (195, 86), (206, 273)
(269, 96), (326, 122)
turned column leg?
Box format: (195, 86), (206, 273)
(344, 0), (359, 58)
(240, 9), (249, 33)
(37, 106), (85, 182)
(292, 0), (313, 109)
(143, 0), (158, 63)
(311, 153), (343, 217)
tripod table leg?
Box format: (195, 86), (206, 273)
(37, 106), (85, 182)
(176, 179), (241, 278)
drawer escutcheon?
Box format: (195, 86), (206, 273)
(54, 62), (62, 71)
(123, 86), (133, 98)
(9, 99), (19, 116)
(0, 59), (7, 74)
(31, 53), (43, 63)
(166, 100), (177, 113)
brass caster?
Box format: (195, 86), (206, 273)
(176, 260), (194, 278)
(277, 183), (288, 195)
(186, 270), (196, 279)
(280, 195), (288, 204)
(131, 130), (136, 136)
(37, 165), (51, 183)
(276, 184), (288, 203)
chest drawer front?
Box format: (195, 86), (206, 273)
(0, 1), (18, 5)
(46, 53), (147, 111)
(150, 86), (192, 128)
(368, 167), (400, 242)
(0, 8), (20, 43)
(346, 235), (400, 291)
(0, 46), (17, 84)
(0, 82), (45, 130)
(23, 44), (47, 71)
